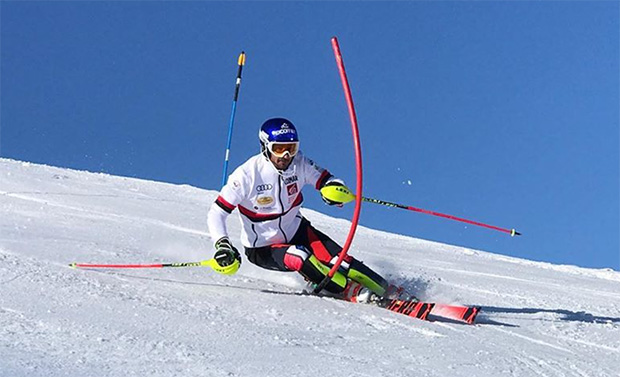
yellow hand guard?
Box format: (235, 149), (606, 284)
(320, 184), (356, 205)
(202, 258), (240, 275)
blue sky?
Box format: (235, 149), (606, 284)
(1, 2), (618, 270)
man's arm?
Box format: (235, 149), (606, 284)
(300, 154), (350, 206)
(207, 195), (236, 243)
(207, 167), (247, 245)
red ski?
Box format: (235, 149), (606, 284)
(379, 285), (480, 324)
(383, 299), (435, 320)
(380, 298), (480, 324)
(431, 303), (481, 324)
(312, 283), (481, 324)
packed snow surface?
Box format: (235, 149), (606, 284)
(1, 158), (619, 377)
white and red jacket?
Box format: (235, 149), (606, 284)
(207, 151), (334, 248)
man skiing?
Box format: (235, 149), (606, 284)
(207, 117), (394, 303)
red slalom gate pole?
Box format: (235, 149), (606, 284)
(314, 37), (363, 294)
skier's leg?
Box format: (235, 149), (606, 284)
(346, 259), (389, 297)
(293, 218), (390, 296)
(244, 245), (288, 271)
(245, 244), (348, 294)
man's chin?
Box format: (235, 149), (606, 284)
(274, 160), (291, 170)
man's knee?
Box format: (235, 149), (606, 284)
(283, 245), (310, 271)
(347, 259), (389, 296)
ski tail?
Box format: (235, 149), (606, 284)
(383, 284), (481, 324)
(431, 304), (481, 324)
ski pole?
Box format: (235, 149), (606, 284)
(221, 51), (246, 188)
(314, 37), (364, 294)
(362, 197), (521, 236)
(320, 185), (521, 237)
(69, 258), (240, 275)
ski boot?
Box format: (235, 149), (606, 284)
(342, 280), (382, 305)
(384, 284), (418, 302)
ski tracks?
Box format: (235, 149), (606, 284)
(484, 325), (617, 376)
(0, 250), (247, 376)
(1, 190), (210, 238)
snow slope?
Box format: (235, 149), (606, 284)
(1, 158), (619, 377)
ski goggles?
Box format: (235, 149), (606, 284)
(267, 141), (299, 158)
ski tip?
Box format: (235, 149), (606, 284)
(68, 263), (77, 269)
(510, 229), (522, 237)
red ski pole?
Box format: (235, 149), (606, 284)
(361, 197), (521, 236)
(320, 185), (521, 237)
(69, 258), (240, 275)
(69, 261), (203, 269)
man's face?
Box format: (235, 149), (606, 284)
(269, 152), (293, 171)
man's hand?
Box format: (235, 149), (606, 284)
(320, 180), (348, 207)
(214, 237), (241, 267)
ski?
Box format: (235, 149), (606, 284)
(382, 298), (435, 321)
(377, 285), (480, 324)
(273, 283), (481, 324)
(431, 303), (481, 324)
(380, 299), (480, 324)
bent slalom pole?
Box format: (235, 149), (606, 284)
(314, 37), (364, 294)
(69, 258), (240, 275)
(221, 51), (246, 187)
(320, 185), (521, 237)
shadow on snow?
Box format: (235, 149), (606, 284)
(479, 306), (620, 325)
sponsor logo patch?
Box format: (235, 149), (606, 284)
(287, 183), (298, 196)
(256, 184), (273, 192)
(256, 196), (274, 206)
(308, 159), (322, 172)
(272, 128), (296, 136)
(283, 175), (298, 185)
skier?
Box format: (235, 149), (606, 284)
(207, 117), (395, 303)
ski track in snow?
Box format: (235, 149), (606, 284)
(1, 158), (620, 377)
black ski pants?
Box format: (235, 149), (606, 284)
(244, 217), (388, 295)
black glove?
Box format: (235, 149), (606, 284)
(321, 180), (346, 207)
(214, 237), (241, 267)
